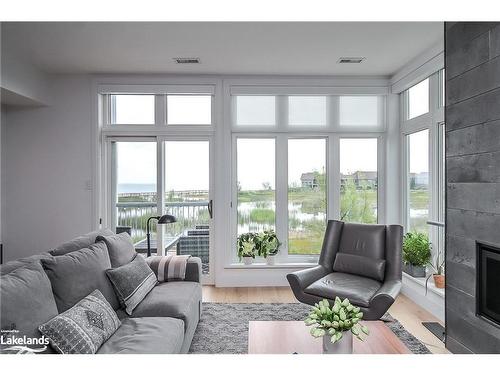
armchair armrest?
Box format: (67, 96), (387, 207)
(184, 257), (202, 283)
(370, 280), (401, 307)
(287, 265), (329, 291)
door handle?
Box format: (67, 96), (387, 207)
(208, 199), (213, 219)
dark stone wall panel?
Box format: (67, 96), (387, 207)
(447, 56), (500, 104)
(446, 31), (490, 80)
(446, 120), (500, 157)
(447, 183), (500, 214)
(447, 151), (500, 183)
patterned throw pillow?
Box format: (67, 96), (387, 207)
(38, 290), (121, 354)
(147, 254), (192, 282)
(105, 255), (157, 315)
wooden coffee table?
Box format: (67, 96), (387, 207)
(248, 321), (411, 354)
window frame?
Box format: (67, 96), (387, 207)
(401, 70), (445, 262)
(227, 84), (387, 266)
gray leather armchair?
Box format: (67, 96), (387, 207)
(287, 220), (403, 320)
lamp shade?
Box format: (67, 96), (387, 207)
(157, 214), (177, 224)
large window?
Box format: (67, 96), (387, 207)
(288, 139), (327, 255)
(231, 92), (384, 264)
(401, 70), (445, 273)
(340, 138), (378, 224)
(406, 129), (429, 234)
(236, 138), (276, 234)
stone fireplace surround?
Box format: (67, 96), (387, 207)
(445, 22), (500, 353)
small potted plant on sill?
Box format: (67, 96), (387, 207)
(237, 232), (256, 265)
(305, 298), (369, 354)
(426, 251), (445, 290)
(402, 232), (432, 278)
(256, 230), (281, 265)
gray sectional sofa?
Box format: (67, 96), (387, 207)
(0, 229), (203, 354)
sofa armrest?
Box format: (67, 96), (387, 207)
(184, 257), (202, 283)
(287, 265), (329, 291)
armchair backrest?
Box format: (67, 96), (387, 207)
(319, 220), (402, 282)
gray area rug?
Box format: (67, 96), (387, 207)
(189, 303), (431, 354)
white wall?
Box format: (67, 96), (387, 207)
(3, 75), (93, 261)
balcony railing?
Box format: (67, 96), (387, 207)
(116, 201), (210, 243)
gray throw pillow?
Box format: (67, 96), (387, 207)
(39, 290), (121, 354)
(333, 252), (386, 281)
(50, 229), (115, 256)
(106, 255), (157, 315)
(41, 241), (120, 312)
(1, 262), (58, 354)
(96, 232), (136, 268)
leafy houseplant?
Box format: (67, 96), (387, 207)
(237, 232), (257, 265)
(255, 230), (281, 265)
(402, 232), (432, 277)
(426, 250), (445, 290)
(305, 298), (369, 354)
(237, 231), (281, 265)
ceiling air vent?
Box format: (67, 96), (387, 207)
(173, 57), (201, 64)
(337, 57), (365, 64)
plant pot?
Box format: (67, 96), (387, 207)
(266, 255), (276, 265)
(242, 257), (253, 265)
(433, 274), (445, 288)
(403, 263), (426, 278)
(322, 331), (353, 354)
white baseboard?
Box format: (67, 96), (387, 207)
(401, 272), (445, 322)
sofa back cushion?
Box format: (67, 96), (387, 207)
(333, 252), (386, 281)
(0, 252), (53, 275)
(338, 222), (386, 260)
(96, 232), (136, 268)
(41, 242), (119, 312)
(1, 262), (58, 353)
(50, 229), (114, 256)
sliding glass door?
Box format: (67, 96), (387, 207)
(108, 137), (213, 283)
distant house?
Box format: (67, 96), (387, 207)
(409, 172), (429, 188)
(341, 171), (378, 189)
(300, 172), (319, 188)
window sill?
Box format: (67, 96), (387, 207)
(224, 262), (316, 270)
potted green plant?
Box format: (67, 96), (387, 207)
(426, 250), (445, 289)
(305, 298), (369, 354)
(255, 230), (281, 265)
(237, 232), (257, 265)
(402, 232), (432, 277)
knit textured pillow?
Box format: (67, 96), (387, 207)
(38, 290), (121, 354)
(106, 255), (157, 315)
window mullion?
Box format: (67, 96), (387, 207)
(275, 135), (288, 261)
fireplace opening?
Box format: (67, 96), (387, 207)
(477, 242), (500, 326)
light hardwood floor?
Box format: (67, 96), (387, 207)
(202, 286), (449, 354)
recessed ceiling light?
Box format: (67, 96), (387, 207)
(337, 57), (365, 64)
(173, 57), (201, 64)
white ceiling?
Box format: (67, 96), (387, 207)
(1, 22), (443, 76)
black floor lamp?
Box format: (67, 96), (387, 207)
(146, 214), (177, 257)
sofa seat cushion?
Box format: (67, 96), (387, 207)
(1, 262), (59, 354)
(97, 317), (184, 354)
(304, 272), (381, 308)
(117, 281), (202, 332)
